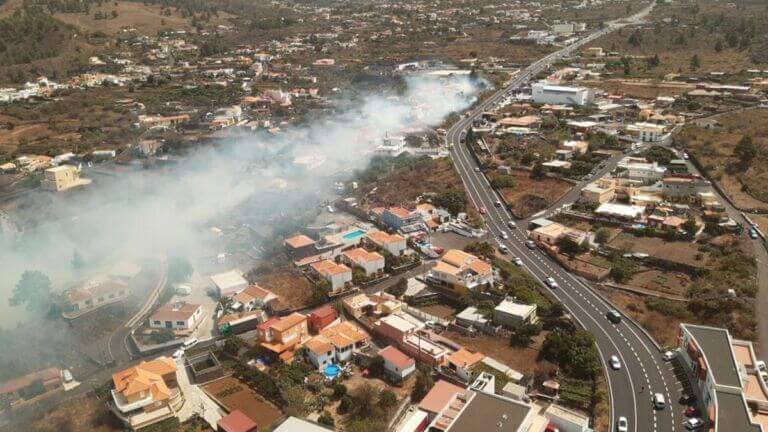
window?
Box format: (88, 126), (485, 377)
(153, 321), (162, 326)
(176, 321), (185, 326)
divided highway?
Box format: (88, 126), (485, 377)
(445, 4), (687, 432)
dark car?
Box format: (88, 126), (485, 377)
(680, 394), (697, 405)
(607, 310), (622, 324)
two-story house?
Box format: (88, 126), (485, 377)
(365, 230), (408, 256)
(110, 357), (184, 430)
(304, 321), (369, 369)
(341, 248), (385, 276)
(309, 259), (352, 291)
(427, 249), (493, 295)
(257, 313), (309, 362)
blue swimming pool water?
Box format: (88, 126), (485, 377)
(342, 229), (366, 241)
(324, 364), (341, 378)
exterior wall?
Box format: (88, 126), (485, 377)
(384, 360), (416, 380)
(329, 271), (352, 290)
(42, 166), (79, 191)
(69, 288), (129, 312)
(446, 361), (474, 382)
(308, 349), (334, 369)
(384, 240), (407, 256)
(532, 83), (593, 106)
(494, 308), (536, 328)
(361, 258), (385, 275)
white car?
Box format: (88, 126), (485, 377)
(182, 337), (199, 350)
(507, 221), (517, 229)
(513, 257), (523, 266)
(662, 351), (677, 361)
(500, 231), (509, 239)
(545, 277), (559, 289)
(757, 360), (766, 372)
(610, 355), (621, 370)
(616, 416), (628, 432)
(685, 418), (704, 430)
(652, 393), (666, 409)
(172, 349), (185, 361)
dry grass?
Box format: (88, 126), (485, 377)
(29, 393), (124, 432)
(626, 268), (691, 297)
(362, 157), (465, 208)
(608, 233), (709, 268)
(583, 78), (693, 99)
(442, 329), (546, 376)
(494, 169), (572, 218)
(202, 376), (283, 429)
(597, 287), (681, 347)
(252, 265), (314, 311)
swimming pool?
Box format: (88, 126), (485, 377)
(342, 229), (366, 241)
(324, 364), (341, 379)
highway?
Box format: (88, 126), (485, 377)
(445, 3), (687, 432)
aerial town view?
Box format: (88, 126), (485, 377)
(2, 0), (768, 431)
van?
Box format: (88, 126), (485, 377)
(607, 310), (622, 324)
(183, 338), (199, 350)
(652, 393), (666, 409)
(62, 369), (73, 383)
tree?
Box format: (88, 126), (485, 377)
(388, 277), (408, 298)
(510, 322), (542, 347)
(223, 335), (245, 356)
(646, 54), (660, 68)
(378, 389), (398, 410)
(9, 271), (52, 314)
(682, 218), (698, 234)
(558, 236), (583, 257)
(349, 383), (378, 418)
(434, 188), (467, 216)
(411, 369), (434, 402)
(621, 56), (631, 75)
(464, 241), (495, 261)
(628, 31), (642, 48)
(595, 228), (612, 244)
(531, 162), (545, 179)
(541, 328), (600, 379)
(734, 135), (758, 165)
(331, 383), (347, 400)
(690, 54), (701, 71)
(318, 412), (334, 428)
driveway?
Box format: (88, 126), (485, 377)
(175, 357), (223, 428)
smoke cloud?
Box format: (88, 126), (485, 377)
(0, 73), (481, 327)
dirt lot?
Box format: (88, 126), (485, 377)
(252, 265), (314, 311)
(28, 393), (123, 432)
(608, 233), (709, 269)
(418, 304), (458, 320)
(626, 268), (691, 297)
(202, 376), (283, 429)
(597, 287), (681, 347)
(442, 329), (546, 377)
(495, 170), (572, 218)
(681, 108), (768, 211)
(584, 79), (693, 99)
(361, 157), (465, 208)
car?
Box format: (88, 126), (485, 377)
(474, 167), (481, 172)
(494, 200), (502, 208)
(609, 355), (621, 370)
(616, 416), (628, 432)
(507, 221), (517, 229)
(182, 337), (199, 350)
(652, 393), (666, 409)
(525, 240), (536, 249)
(545, 277), (559, 289)
(662, 351), (678, 361)
(500, 231), (509, 239)
(172, 349), (185, 361)
(679, 394), (697, 405)
(760, 371), (768, 383)
(749, 229), (759, 239)
(757, 360), (766, 372)
(607, 310), (622, 324)
(479, 207), (487, 215)
(514, 257), (523, 266)
(62, 369), (73, 383)
(685, 418), (704, 430)
(685, 407), (701, 417)
(499, 245), (509, 254)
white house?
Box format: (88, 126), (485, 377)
(365, 230), (407, 256)
(341, 248), (385, 276)
(532, 82), (594, 106)
(627, 122), (666, 143)
(210, 270), (249, 297)
(494, 299), (537, 328)
(304, 321), (369, 369)
(618, 158), (667, 184)
(379, 346), (416, 381)
(149, 302), (203, 331)
(231, 284), (279, 311)
(445, 348), (485, 383)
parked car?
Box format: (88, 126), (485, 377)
(525, 240), (536, 249)
(172, 349), (185, 361)
(749, 229), (759, 239)
(679, 394), (697, 405)
(610, 355), (622, 370)
(653, 393), (666, 409)
(685, 418), (704, 430)
(607, 310), (622, 324)
(685, 407), (701, 417)
(479, 207), (487, 215)
(662, 351), (677, 361)
(616, 416), (628, 432)
(183, 337), (199, 350)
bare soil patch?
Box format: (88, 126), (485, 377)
(28, 393), (123, 432)
(202, 376), (283, 429)
(253, 265), (314, 311)
(626, 268), (691, 297)
(496, 170), (572, 218)
(597, 287), (680, 347)
(442, 329), (546, 376)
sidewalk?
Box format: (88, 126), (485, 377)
(175, 357), (223, 429)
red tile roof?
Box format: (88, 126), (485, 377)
(379, 346), (414, 370)
(217, 410), (258, 432)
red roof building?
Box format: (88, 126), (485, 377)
(217, 410), (258, 432)
(308, 305), (337, 333)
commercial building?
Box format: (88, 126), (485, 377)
(110, 357), (184, 430)
(677, 324), (766, 432)
(149, 302), (203, 332)
(532, 83), (594, 106)
(210, 270), (249, 297)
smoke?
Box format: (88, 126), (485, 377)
(0, 73), (481, 327)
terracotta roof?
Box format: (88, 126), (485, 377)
(320, 321), (368, 348)
(342, 248), (384, 264)
(379, 346), (414, 369)
(366, 230), (405, 246)
(285, 234), (315, 249)
(232, 284), (277, 304)
(218, 410), (257, 432)
(268, 313), (307, 332)
(305, 338), (334, 355)
(447, 348), (485, 368)
(112, 357), (176, 400)
(310, 259), (351, 277)
(150, 302), (200, 323)
(386, 206), (414, 219)
(419, 380), (467, 415)
(64, 279), (127, 303)
(309, 305), (336, 320)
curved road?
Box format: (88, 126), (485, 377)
(445, 4), (687, 432)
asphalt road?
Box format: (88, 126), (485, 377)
(444, 4), (691, 432)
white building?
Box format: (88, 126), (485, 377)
(627, 122), (666, 142)
(149, 302), (203, 331)
(494, 299), (537, 328)
(210, 270), (249, 297)
(532, 82), (594, 106)
(341, 248), (385, 276)
(379, 346), (416, 381)
(309, 259), (353, 291)
(595, 203), (646, 221)
(619, 158), (667, 183)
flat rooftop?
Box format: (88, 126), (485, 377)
(716, 390), (761, 432)
(447, 391), (531, 432)
(685, 325), (741, 388)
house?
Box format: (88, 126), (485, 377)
(445, 349), (485, 383)
(210, 270), (249, 297)
(381, 207), (423, 231)
(581, 178), (616, 204)
(427, 249), (493, 295)
(41, 165), (89, 192)
(138, 114), (190, 129)
(677, 324), (765, 432)
(62, 278), (130, 318)
(217, 410), (257, 432)
(379, 346), (416, 381)
(497, 115), (541, 129)
(284, 234), (317, 260)
(308, 305), (338, 333)
(375, 313), (447, 365)
(149, 302), (203, 332)
(626, 122), (666, 142)
(110, 357), (183, 430)
(418, 380), (468, 419)
(272, 417), (333, 432)
(365, 230), (407, 256)
(341, 248), (385, 276)
(532, 82), (594, 106)
(595, 203), (646, 222)
(231, 284), (278, 311)
(304, 321), (369, 369)
(0, 368), (63, 407)
(618, 157), (667, 184)
(309, 259), (352, 291)
(494, 299), (537, 328)
(257, 313), (309, 362)
(529, 222), (587, 246)
(342, 292), (402, 319)
(424, 384), (533, 432)
(560, 140), (588, 154)
(661, 175), (711, 199)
